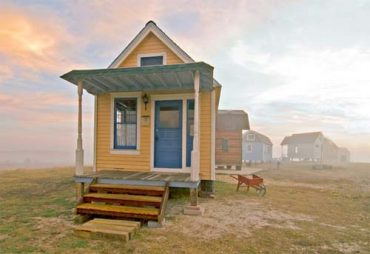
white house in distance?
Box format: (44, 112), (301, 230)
(281, 132), (350, 163)
(242, 130), (273, 163)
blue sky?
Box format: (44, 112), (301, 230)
(0, 0), (369, 166)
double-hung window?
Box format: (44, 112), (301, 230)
(114, 98), (137, 149)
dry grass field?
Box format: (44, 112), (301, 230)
(0, 163), (369, 253)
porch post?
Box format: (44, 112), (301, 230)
(191, 70), (200, 182)
(76, 80), (84, 176)
(184, 70), (204, 216)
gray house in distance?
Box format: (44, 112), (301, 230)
(281, 131), (350, 163)
(281, 132), (324, 161)
(242, 130), (273, 163)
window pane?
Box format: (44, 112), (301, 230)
(187, 100), (194, 136)
(114, 98), (137, 149)
(159, 106), (180, 128)
(222, 138), (229, 152)
(140, 56), (163, 66)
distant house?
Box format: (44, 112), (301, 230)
(337, 147), (350, 163)
(216, 110), (249, 168)
(281, 132), (324, 161)
(242, 130), (273, 163)
(281, 132), (350, 163)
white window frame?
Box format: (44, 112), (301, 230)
(137, 52), (167, 67)
(110, 92), (141, 155)
(150, 93), (194, 172)
(247, 134), (255, 141)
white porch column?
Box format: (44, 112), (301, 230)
(191, 71), (200, 182)
(76, 80), (84, 176)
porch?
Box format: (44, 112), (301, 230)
(75, 170), (199, 189)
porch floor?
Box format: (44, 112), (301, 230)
(75, 170), (198, 188)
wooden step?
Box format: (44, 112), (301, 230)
(74, 218), (140, 241)
(83, 193), (162, 207)
(89, 184), (165, 196)
(76, 203), (159, 220)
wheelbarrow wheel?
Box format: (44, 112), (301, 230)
(257, 184), (267, 197)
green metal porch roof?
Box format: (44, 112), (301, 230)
(60, 62), (214, 95)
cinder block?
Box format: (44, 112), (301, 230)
(183, 205), (205, 216)
(147, 219), (165, 228)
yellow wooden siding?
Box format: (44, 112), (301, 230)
(96, 93), (152, 171)
(96, 91), (214, 180)
(118, 32), (184, 68)
(199, 92), (212, 180)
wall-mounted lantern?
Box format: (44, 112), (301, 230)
(142, 93), (149, 110)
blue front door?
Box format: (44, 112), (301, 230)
(154, 100), (182, 168)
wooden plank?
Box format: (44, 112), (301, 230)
(91, 218), (140, 229)
(90, 183), (165, 192)
(76, 203), (159, 220)
(83, 193), (162, 207)
(82, 221), (136, 239)
(74, 224), (130, 241)
(84, 193), (162, 202)
(158, 183), (170, 223)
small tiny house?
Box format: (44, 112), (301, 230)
(281, 132), (350, 163)
(242, 130), (273, 163)
(61, 21), (221, 217)
(216, 110), (249, 168)
(337, 147), (350, 163)
(281, 132), (324, 161)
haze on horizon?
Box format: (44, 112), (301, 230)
(1, 0), (370, 168)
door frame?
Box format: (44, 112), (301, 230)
(150, 93), (194, 172)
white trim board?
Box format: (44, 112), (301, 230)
(93, 95), (97, 172)
(110, 92), (142, 155)
(150, 93), (194, 172)
(137, 52), (167, 67)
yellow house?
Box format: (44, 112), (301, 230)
(61, 21), (221, 217)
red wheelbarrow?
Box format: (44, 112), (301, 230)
(230, 174), (267, 196)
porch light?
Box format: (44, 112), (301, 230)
(142, 93), (149, 110)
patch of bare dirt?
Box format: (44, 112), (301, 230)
(32, 217), (74, 249)
(0, 234), (9, 241)
(163, 198), (313, 240)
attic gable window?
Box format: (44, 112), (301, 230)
(139, 54), (165, 67)
(247, 134), (255, 141)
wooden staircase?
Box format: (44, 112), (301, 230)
(76, 183), (169, 223)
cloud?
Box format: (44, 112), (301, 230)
(0, 65), (13, 83)
(0, 91), (93, 128)
(0, 4), (87, 84)
(230, 42), (370, 133)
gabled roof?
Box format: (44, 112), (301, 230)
(109, 20), (194, 68)
(216, 110), (249, 131)
(323, 137), (338, 149)
(281, 132), (322, 145)
(244, 130), (272, 145)
(109, 20), (221, 88)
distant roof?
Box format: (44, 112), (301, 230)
(216, 110), (249, 131)
(244, 130), (272, 145)
(281, 132), (322, 145)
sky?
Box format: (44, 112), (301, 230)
(0, 0), (369, 167)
